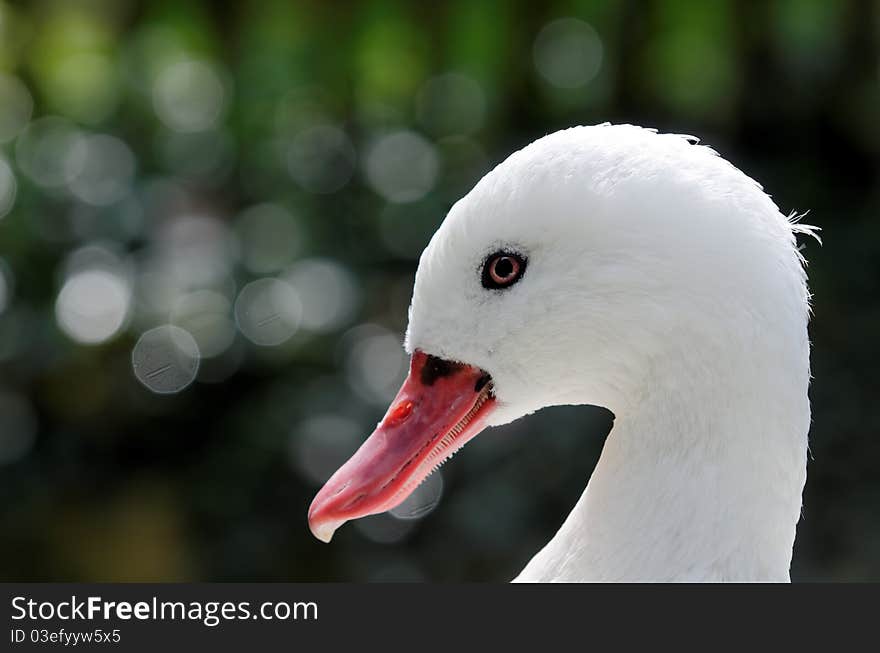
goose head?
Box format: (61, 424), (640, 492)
(308, 124), (812, 548)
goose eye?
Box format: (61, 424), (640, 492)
(481, 251), (527, 290)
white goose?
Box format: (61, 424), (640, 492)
(309, 124), (816, 582)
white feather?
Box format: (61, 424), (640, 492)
(404, 124), (814, 582)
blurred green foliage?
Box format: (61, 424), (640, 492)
(0, 0), (878, 581)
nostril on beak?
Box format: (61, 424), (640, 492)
(386, 400), (414, 426)
(331, 481), (351, 498)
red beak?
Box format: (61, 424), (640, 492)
(308, 350), (496, 542)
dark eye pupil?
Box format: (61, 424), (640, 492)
(494, 257), (514, 278)
(481, 250), (527, 290)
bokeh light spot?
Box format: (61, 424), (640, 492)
(132, 325), (200, 394)
(137, 214), (237, 318)
(170, 290), (235, 359)
(55, 269), (131, 345)
(234, 278), (302, 346)
(62, 242), (131, 278)
(152, 60), (226, 133)
(533, 18), (603, 89)
(285, 258), (358, 333)
(365, 130), (438, 203)
(291, 414), (363, 486)
(67, 134), (135, 206)
(14, 117), (85, 188)
(343, 324), (407, 405)
(390, 472), (444, 520)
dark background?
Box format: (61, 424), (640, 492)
(0, 0), (877, 581)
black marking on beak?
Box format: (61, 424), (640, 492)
(420, 355), (465, 386)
